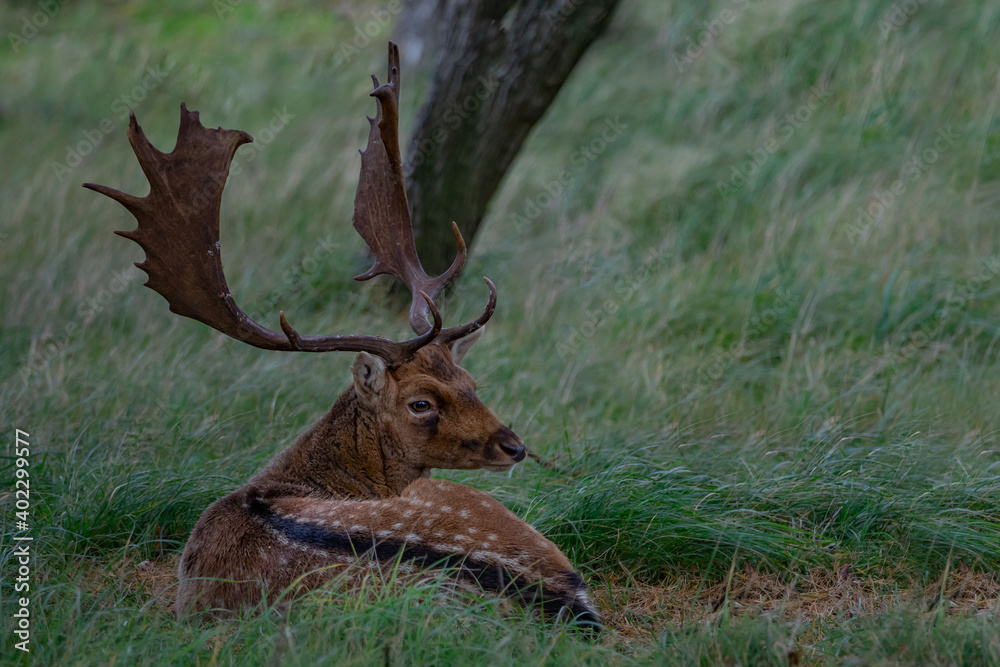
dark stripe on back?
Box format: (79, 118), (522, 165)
(247, 493), (600, 631)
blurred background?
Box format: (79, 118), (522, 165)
(2, 0), (999, 663)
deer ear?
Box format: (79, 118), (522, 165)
(352, 352), (387, 402)
(448, 326), (485, 365)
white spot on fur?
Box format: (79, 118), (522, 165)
(391, 523), (403, 530)
(377, 530), (393, 538)
(349, 524), (365, 532)
(480, 501), (490, 507)
(331, 521), (342, 528)
(402, 510), (413, 518)
(487, 534), (498, 541)
(405, 533), (421, 542)
(469, 549), (512, 565)
(432, 531), (444, 537)
(440, 505), (451, 512)
(459, 510), (470, 518)
(453, 534), (470, 542)
(466, 527), (478, 534)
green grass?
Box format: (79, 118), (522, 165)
(3, 0), (1000, 664)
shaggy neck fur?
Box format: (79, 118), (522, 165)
(250, 386), (426, 499)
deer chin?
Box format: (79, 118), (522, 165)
(481, 462), (518, 472)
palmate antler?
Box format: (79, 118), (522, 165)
(83, 42), (494, 367)
(354, 43), (494, 345)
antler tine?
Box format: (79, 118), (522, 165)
(407, 222), (468, 333)
(353, 42), (468, 336)
(84, 104), (435, 368)
(277, 302), (440, 366)
(434, 277), (497, 346)
(88, 44), (491, 370)
(400, 292), (444, 358)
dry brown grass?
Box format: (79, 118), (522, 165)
(86, 555), (181, 615)
(82, 554), (999, 647)
(592, 563), (1000, 644)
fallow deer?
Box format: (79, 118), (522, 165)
(85, 43), (599, 630)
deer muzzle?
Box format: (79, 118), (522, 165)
(491, 425), (526, 463)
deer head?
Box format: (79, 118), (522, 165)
(83, 42), (525, 477)
(355, 344), (525, 475)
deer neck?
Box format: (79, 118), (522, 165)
(251, 387), (426, 499)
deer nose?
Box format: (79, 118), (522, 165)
(499, 437), (526, 462)
(492, 426), (526, 462)
(500, 439), (526, 462)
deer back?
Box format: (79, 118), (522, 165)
(176, 479), (599, 628)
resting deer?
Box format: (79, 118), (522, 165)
(84, 43), (599, 630)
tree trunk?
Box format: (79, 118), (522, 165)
(401, 0), (621, 275)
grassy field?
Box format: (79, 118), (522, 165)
(2, 0), (1000, 664)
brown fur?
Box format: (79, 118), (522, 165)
(177, 343), (599, 628)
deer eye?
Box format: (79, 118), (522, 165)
(409, 400), (433, 414)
